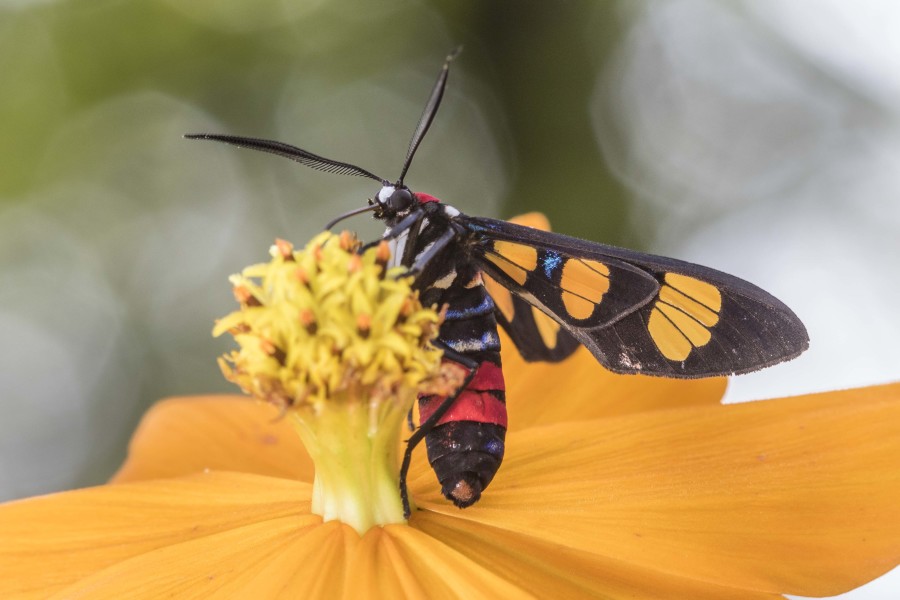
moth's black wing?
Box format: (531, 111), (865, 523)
(462, 216), (809, 378)
(465, 216), (661, 363)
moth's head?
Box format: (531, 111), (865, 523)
(374, 184), (416, 220)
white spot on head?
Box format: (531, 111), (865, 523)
(378, 185), (395, 203)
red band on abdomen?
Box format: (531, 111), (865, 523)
(419, 390), (508, 427)
(418, 360), (508, 427)
(467, 360), (505, 391)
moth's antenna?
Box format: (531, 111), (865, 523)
(184, 134), (386, 183)
(397, 47), (461, 185)
(324, 203), (379, 230)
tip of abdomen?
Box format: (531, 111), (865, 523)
(443, 475), (484, 508)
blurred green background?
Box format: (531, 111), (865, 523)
(2, 2), (899, 596)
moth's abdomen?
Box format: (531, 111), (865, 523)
(413, 232), (507, 509)
(418, 359), (507, 507)
(424, 420), (506, 507)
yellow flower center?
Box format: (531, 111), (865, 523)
(213, 232), (444, 532)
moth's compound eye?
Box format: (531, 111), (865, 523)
(388, 188), (414, 212)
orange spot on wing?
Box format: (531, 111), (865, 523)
(561, 259), (610, 300)
(648, 308), (692, 361)
(656, 303), (712, 348)
(557, 258), (610, 321)
(493, 241), (538, 270)
(664, 273), (722, 312)
(649, 274), (722, 361)
(484, 254), (529, 286)
(562, 291), (595, 320)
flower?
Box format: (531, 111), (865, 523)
(210, 232), (447, 531)
(2, 216), (900, 598)
(214, 232), (443, 410)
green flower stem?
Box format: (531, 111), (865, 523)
(289, 389), (414, 533)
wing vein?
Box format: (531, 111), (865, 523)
(656, 297), (710, 328)
(666, 281), (719, 314)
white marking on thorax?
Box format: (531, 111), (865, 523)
(442, 204), (460, 217)
(388, 227), (407, 268)
(386, 216), (430, 268)
(465, 272), (484, 288)
(431, 270), (457, 289)
(418, 240), (435, 256)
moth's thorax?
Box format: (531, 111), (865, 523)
(384, 200), (462, 271)
(413, 192), (441, 205)
(386, 226), (413, 269)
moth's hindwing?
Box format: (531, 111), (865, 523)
(483, 275), (582, 362)
(464, 216), (809, 378)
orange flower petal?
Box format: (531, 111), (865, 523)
(344, 526), (528, 598)
(500, 327), (727, 426)
(414, 514), (780, 600)
(51, 520), (363, 598)
(506, 211), (552, 231)
(112, 395), (312, 484)
(412, 384), (900, 596)
(3, 472), (555, 598)
(0, 472), (313, 599)
(79, 522), (531, 598)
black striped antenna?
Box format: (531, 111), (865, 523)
(183, 134), (385, 183)
(397, 46), (462, 185)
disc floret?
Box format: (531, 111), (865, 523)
(214, 232), (444, 532)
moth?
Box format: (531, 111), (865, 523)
(187, 49), (808, 517)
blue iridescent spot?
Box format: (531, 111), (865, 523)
(467, 221), (498, 233)
(541, 251), (563, 279)
(483, 438), (505, 456)
(444, 295), (495, 320)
